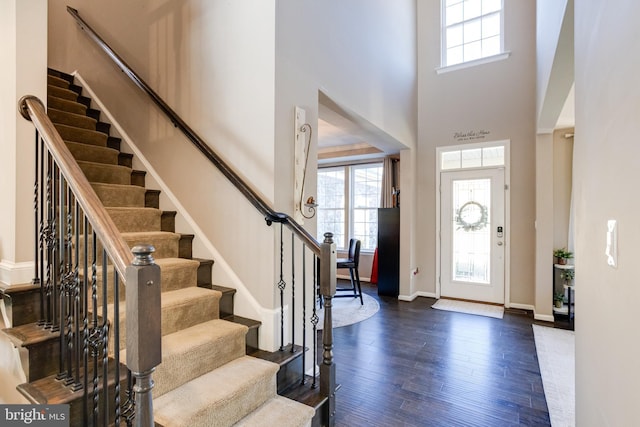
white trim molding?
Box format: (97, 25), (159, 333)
(509, 302), (534, 311)
(398, 291), (437, 302)
(0, 260), (35, 286)
(534, 312), (555, 323)
(436, 52), (511, 75)
(435, 140), (511, 306)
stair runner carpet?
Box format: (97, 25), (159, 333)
(44, 71), (314, 427)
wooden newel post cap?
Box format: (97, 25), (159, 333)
(132, 245), (155, 266)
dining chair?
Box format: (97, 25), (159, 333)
(335, 238), (363, 305)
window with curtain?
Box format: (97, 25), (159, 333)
(317, 163), (383, 251)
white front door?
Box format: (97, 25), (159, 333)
(440, 168), (505, 304)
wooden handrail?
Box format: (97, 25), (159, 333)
(19, 95), (133, 278)
(66, 6), (321, 255)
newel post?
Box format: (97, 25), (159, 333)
(126, 245), (161, 427)
(319, 232), (337, 426)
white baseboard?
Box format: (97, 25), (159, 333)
(508, 302), (534, 311)
(398, 291), (437, 302)
(509, 302), (554, 322)
(0, 260), (35, 286)
(534, 313), (555, 322)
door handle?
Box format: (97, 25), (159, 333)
(497, 241), (503, 246)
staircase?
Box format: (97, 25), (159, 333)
(0, 69), (314, 427)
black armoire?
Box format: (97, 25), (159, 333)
(377, 208), (400, 297)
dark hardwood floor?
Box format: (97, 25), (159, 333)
(330, 281), (551, 427)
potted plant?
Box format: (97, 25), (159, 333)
(562, 268), (575, 286)
(554, 291), (565, 308)
(554, 248), (574, 265)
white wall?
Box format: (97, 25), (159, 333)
(274, 0), (417, 302)
(0, 0), (47, 285)
(553, 128), (573, 250)
(536, 0), (574, 131)
(417, 0), (536, 305)
(48, 0), (277, 321)
(574, 1), (640, 424)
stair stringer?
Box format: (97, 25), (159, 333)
(72, 73), (282, 351)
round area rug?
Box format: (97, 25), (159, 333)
(317, 293), (379, 329)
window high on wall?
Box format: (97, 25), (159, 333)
(442, 0), (503, 67)
(317, 163), (383, 251)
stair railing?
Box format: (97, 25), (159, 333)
(67, 6), (338, 424)
(19, 96), (161, 427)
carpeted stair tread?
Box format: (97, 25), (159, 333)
(106, 207), (162, 232)
(154, 258), (200, 292)
(91, 183), (146, 207)
(77, 231), (180, 266)
(48, 85), (78, 102)
(47, 95), (87, 115)
(48, 107), (97, 130)
(234, 395), (314, 427)
(54, 123), (108, 147)
(47, 75), (69, 89)
(154, 356), (279, 427)
(78, 160), (131, 185)
(81, 258), (200, 304)
(66, 141), (119, 164)
(121, 231), (180, 258)
(108, 286), (221, 352)
(121, 319), (248, 398)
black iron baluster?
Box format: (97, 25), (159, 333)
(37, 139), (46, 325)
(62, 179), (74, 384)
(311, 255), (319, 389)
(91, 231), (99, 427)
(121, 370), (135, 427)
(62, 180), (75, 386)
(291, 232), (295, 353)
(277, 224), (286, 351)
(56, 171), (66, 381)
(113, 268), (120, 426)
(82, 215), (89, 427)
(114, 271), (121, 426)
(301, 243), (307, 385)
(51, 163), (60, 333)
(102, 248), (109, 427)
(71, 196), (82, 391)
(32, 131), (41, 314)
(44, 152), (53, 328)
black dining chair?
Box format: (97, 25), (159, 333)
(335, 238), (363, 305)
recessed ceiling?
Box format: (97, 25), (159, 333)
(317, 91), (407, 163)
